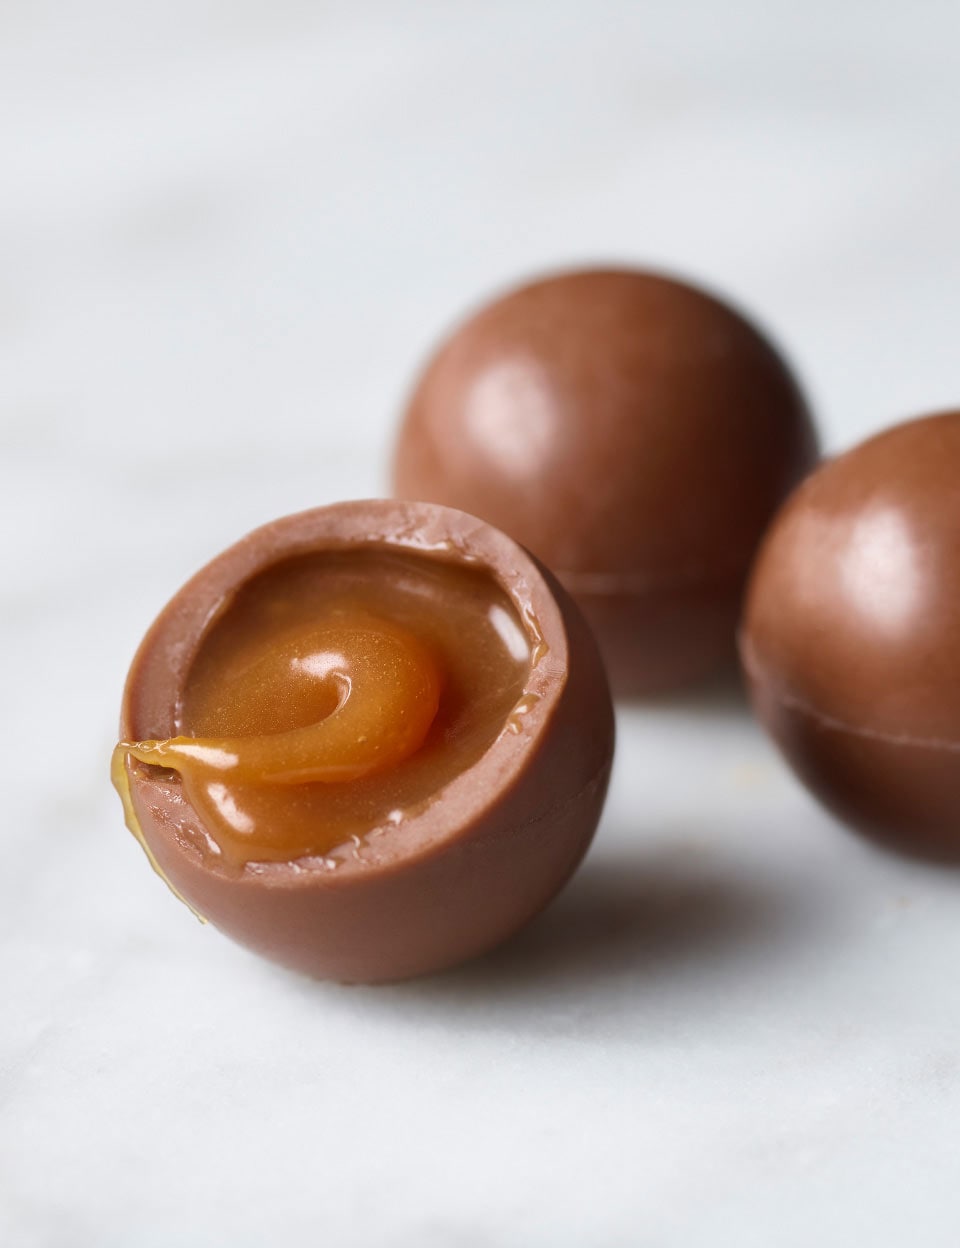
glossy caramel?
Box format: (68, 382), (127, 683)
(115, 550), (531, 865)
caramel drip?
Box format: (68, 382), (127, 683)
(110, 744), (206, 921)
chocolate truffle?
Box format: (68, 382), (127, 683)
(392, 267), (818, 696)
(741, 410), (960, 861)
(113, 500), (615, 982)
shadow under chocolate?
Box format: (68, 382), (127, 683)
(421, 851), (799, 996)
(268, 835), (829, 1030)
(619, 659), (751, 716)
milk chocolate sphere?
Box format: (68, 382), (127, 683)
(115, 501), (614, 982)
(742, 411), (960, 861)
(392, 268), (818, 696)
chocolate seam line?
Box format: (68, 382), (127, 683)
(740, 639), (960, 754)
(557, 561), (750, 595)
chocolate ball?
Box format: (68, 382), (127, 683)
(741, 410), (960, 861)
(114, 500), (615, 982)
(392, 267), (818, 696)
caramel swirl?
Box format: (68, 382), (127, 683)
(115, 621), (442, 865)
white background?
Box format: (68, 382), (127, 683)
(3, 2), (960, 1244)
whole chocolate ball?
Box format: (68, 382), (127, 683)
(741, 410), (960, 861)
(392, 267), (818, 696)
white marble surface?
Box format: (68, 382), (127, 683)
(3, 2), (960, 1244)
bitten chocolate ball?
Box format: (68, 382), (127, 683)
(741, 410), (960, 861)
(114, 501), (614, 982)
(392, 267), (818, 696)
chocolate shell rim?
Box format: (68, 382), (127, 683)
(120, 499), (580, 888)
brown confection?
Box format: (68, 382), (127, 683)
(741, 410), (960, 861)
(113, 500), (615, 982)
(392, 267), (818, 696)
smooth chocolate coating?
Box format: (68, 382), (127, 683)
(392, 267), (818, 696)
(118, 500), (615, 981)
(741, 410), (960, 860)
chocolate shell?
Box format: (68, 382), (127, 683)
(392, 267), (819, 697)
(116, 500), (615, 981)
(741, 410), (960, 861)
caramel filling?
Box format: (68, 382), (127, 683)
(114, 550), (534, 866)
